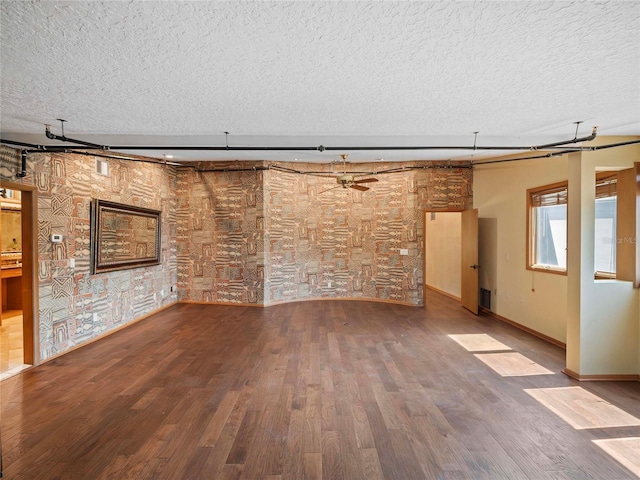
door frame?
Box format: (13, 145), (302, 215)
(1, 180), (39, 366)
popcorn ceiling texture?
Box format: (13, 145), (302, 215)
(1, 147), (472, 360)
(1, 1), (638, 139)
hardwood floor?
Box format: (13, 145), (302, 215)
(1, 290), (639, 479)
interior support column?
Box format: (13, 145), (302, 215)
(566, 151), (639, 380)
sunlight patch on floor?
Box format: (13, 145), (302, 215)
(525, 387), (640, 430)
(474, 352), (554, 377)
(448, 333), (512, 352)
(592, 437), (640, 478)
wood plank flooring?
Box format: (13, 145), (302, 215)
(2, 290), (640, 479)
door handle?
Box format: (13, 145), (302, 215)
(470, 264), (480, 269)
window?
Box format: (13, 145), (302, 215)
(594, 173), (617, 278)
(527, 182), (568, 273)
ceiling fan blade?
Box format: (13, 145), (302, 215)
(353, 177), (378, 184)
(350, 184), (370, 192)
(318, 185), (344, 195)
(307, 173), (341, 179)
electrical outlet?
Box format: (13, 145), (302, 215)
(69, 258), (75, 268)
(400, 248), (409, 255)
(160, 289), (165, 298)
(328, 281), (332, 288)
(170, 285), (174, 292)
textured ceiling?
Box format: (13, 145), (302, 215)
(1, 1), (639, 162)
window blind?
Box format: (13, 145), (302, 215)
(595, 175), (617, 199)
(530, 185), (567, 207)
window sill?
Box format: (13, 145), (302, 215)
(595, 271), (616, 280)
(527, 265), (567, 276)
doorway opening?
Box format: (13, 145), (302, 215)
(424, 209), (479, 314)
(424, 211), (462, 300)
(1, 182), (37, 379)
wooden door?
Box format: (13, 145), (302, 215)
(461, 209), (479, 314)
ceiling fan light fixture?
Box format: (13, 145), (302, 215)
(319, 154), (379, 195)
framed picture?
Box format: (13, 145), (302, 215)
(90, 199), (161, 274)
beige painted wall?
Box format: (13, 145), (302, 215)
(474, 155), (569, 343)
(424, 211), (461, 298)
(475, 137), (639, 376)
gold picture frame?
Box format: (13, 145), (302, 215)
(90, 199), (161, 274)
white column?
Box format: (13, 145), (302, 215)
(566, 151), (639, 377)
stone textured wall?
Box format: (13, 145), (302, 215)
(176, 164), (264, 304)
(263, 162), (472, 305)
(1, 146), (177, 360)
(177, 161), (473, 306)
(1, 145), (472, 360)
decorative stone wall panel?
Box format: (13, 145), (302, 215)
(175, 160), (472, 306)
(1, 146), (177, 360)
(2, 144), (471, 359)
(176, 164), (265, 304)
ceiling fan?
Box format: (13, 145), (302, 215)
(320, 154), (379, 193)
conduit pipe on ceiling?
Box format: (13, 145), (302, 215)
(586, 138), (640, 151)
(106, 126), (598, 152)
(45, 124), (109, 150)
(196, 162), (474, 175)
(5, 126), (640, 171)
(81, 137), (639, 170)
(474, 138), (640, 166)
(24, 125), (601, 153)
(3, 139), (639, 176)
(1, 143), (475, 177)
(16, 150), (27, 178)
(534, 126), (597, 149)
(1, 139), (50, 150)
